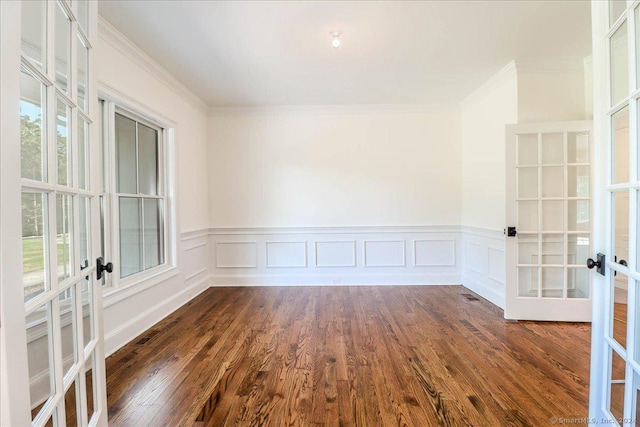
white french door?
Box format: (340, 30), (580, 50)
(505, 121), (594, 321)
(1, 1), (108, 426)
(590, 0), (640, 425)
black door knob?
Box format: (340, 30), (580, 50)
(586, 258), (600, 269)
(97, 257), (114, 280)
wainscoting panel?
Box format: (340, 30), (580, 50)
(460, 226), (506, 309)
(414, 240), (456, 266)
(315, 241), (357, 267)
(364, 240), (406, 267)
(215, 242), (258, 268)
(210, 226), (462, 286)
(266, 241), (307, 268)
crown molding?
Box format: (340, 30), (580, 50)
(460, 61), (517, 109)
(97, 16), (210, 115)
(209, 102), (459, 116)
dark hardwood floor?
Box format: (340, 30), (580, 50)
(105, 286), (591, 426)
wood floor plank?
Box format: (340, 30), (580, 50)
(105, 286), (591, 426)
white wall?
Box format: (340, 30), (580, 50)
(96, 19), (211, 355)
(517, 67), (587, 123)
(461, 63), (518, 231)
(209, 107), (461, 228)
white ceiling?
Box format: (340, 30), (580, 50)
(98, 0), (592, 108)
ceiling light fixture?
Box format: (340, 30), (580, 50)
(330, 30), (342, 49)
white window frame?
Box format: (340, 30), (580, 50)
(98, 89), (178, 304)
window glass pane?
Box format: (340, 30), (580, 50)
(23, 192), (48, 302)
(119, 197), (141, 277)
(518, 201), (538, 232)
(541, 267), (564, 298)
(541, 234), (563, 265)
(57, 194), (74, 280)
(77, 34), (88, 112)
(78, 117), (88, 190)
(613, 191), (630, 264)
(610, 0), (626, 27)
(138, 124), (158, 195)
(541, 201), (563, 232)
(609, 349), (626, 420)
(612, 272), (628, 348)
(21, 70), (46, 181)
(57, 98), (71, 186)
(541, 167), (563, 198)
(610, 21), (628, 106)
(518, 234), (538, 265)
(27, 302), (55, 422)
(518, 267), (538, 297)
(541, 133), (563, 164)
(612, 106), (630, 184)
(116, 114), (137, 194)
(21, 0), (47, 70)
(55, 3), (71, 92)
(568, 234), (590, 265)
(144, 199), (163, 269)
(59, 288), (77, 379)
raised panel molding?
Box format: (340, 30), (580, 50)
(364, 240), (406, 267)
(184, 243), (207, 280)
(315, 241), (356, 267)
(216, 242), (258, 268)
(488, 248), (506, 283)
(414, 240), (455, 266)
(266, 241), (307, 268)
(464, 242), (484, 274)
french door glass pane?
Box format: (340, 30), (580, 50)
(85, 352), (95, 423)
(518, 167), (537, 198)
(23, 192), (48, 302)
(612, 272), (628, 348)
(116, 114), (137, 194)
(518, 201), (538, 232)
(518, 267), (538, 297)
(27, 302), (55, 422)
(541, 234), (563, 265)
(57, 98), (71, 186)
(517, 134), (538, 166)
(609, 349), (626, 421)
(56, 194), (74, 280)
(541, 201), (563, 231)
(518, 234), (538, 264)
(635, 281), (640, 365)
(78, 117), (88, 190)
(568, 234), (590, 265)
(541, 167), (563, 197)
(79, 197), (90, 270)
(568, 166), (590, 197)
(611, 21), (629, 106)
(567, 268), (590, 299)
(568, 200), (590, 232)
(64, 379), (80, 427)
(55, 3), (71, 93)
(21, 0), (47, 70)
(138, 124), (158, 195)
(610, 0), (626, 27)
(120, 197), (142, 277)
(613, 191), (630, 264)
(59, 289), (77, 379)
(77, 34), (88, 112)
(77, 0), (89, 33)
(541, 133), (563, 164)
(613, 106), (630, 184)
(81, 279), (93, 349)
(541, 267), (564, 298)
(21, 69), (46, 181)
(144, 198), (162, 269)
(567, 132), (589, 163)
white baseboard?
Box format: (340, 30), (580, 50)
(462, 273), (506, 309)
(211, 273), (461, 287)
(104, 275), (210, 357)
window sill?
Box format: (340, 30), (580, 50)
(103, 265), (179, 308)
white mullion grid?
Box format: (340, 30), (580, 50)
(74, 280), (89, 427)
(563, 131), (569, 299)
(537, 132), (543, 299)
